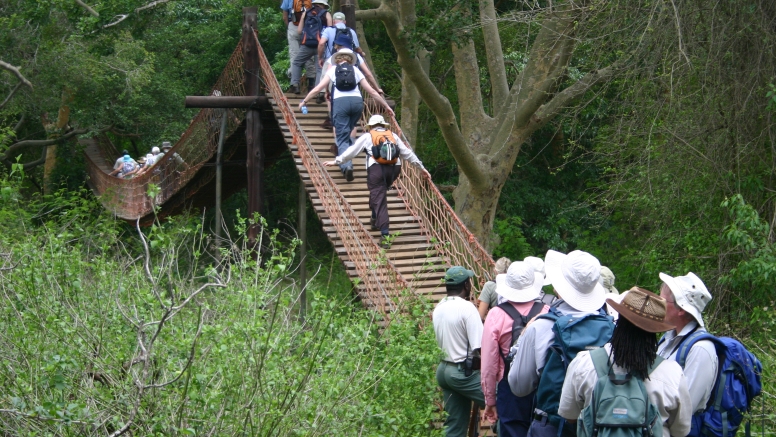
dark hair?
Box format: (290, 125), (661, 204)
(610, 316), (658, 380)
(445, 278), (471, 297)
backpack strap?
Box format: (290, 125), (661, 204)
(496, 301), (545, 347)
(589, 347), (611, 379)
(675, 330), (717, 368)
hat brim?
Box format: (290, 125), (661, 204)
(606, 297), (675, 333)
(545, 250), (607, 313)
(496, 274), (540, 303)
(659, 272), (705, 327)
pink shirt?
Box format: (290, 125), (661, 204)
(481, 301), (549, 406)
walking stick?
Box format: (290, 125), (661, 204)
(467, 404), (479, 437)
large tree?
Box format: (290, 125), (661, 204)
(357, 0), (621, 247)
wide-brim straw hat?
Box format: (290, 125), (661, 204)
(333, 48), (356, 65)
(495, 262), (540, 303)
(659, 272), (711, 327)
(545, 249), (607, 312)
(607, 287), (675, 333)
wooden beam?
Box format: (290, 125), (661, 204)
(184, 95), (269, 109)
(242, 6), (264, 243)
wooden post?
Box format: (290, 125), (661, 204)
(341, 0), (356, 29)
(298, 182), (307, 321)
(214, 110), (228, 261)
(242, 7), (264, 244)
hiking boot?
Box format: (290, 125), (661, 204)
(287, 84), (300, 94)
(315, 92), (326, 104)
(321, 117), (333, 130)
(370, 217), (378, 230)
(380, 236), (391, 249)
(345, 168), (354, 182)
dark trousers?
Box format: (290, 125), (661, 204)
(331, 96), (363, 173)
(367, 164), (401, 236)
(527, 416), (575, 437)
(497, 378), (532, 437)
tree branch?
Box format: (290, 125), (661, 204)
(0, 82), (23, 110)
(135, 0), (171, 13)
(21, 148), (48, 170)
(0, 60), (33, 89)
(75, 0), (99, 17)
(2, 128), (87, 161)
(371, 1), (489, 190)
(479, 0), (508, 112)
(354, 8), (392, 21)
(531, 62), (619, 128)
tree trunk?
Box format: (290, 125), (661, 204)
(43, 89), (73, 194)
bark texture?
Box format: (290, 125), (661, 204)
(357, 1), (617, 248)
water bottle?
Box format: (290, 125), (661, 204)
(301, 105), (308, 115)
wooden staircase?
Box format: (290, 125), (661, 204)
(271, 93), (448, 301)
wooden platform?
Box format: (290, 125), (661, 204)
(269, 93), (449, 302)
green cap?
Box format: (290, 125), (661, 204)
(444, 266), (475, 285)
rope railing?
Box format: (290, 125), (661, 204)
(85, 42), (247, 220)
(251, 30), (407, 313)
(360, 98), (495, 291)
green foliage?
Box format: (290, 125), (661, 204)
(0, 177), (443, 436)
(720, 194), (776, 310)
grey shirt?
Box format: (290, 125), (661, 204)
(507, 301), (598, 398)
(478, 281), (499, 309)
(657, 321), (718, 413)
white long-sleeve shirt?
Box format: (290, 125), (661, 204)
(657, 321), (718, 413)
(334, 128), (425, 170)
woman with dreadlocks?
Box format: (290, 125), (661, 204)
(557, 287), (693, 437)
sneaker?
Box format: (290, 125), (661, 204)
(286, 84), (299, 94)
(345, 168), (354, 182)
(315, 92), (325, 104)
(380, 236), (391, 249)
(321, 117), (333, 130)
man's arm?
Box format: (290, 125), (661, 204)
(683, 341), (719, 412)
(317, 34), (328, 66)
(334, 133), (369, 164)
(296, 10), (306, 34)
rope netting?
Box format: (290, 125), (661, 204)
(252, 31), (406, 313)
(85, 42), (247, 220)
(360, 98), (496, 291)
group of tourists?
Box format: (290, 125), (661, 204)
(283, 0), (426, 249)
(433, 251), (762, 437)
(110, 141), (185, 179)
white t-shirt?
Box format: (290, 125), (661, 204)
(432, 296), (483, 363)
(325, 61), (365, 99)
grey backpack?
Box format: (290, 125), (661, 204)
(578, 348), (664, 437)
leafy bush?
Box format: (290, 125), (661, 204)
(0, 184), (443, 436)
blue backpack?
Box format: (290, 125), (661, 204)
(301, 6), (324, 48)
(534, 307), (615, 427)
(674, 332), (762, 437)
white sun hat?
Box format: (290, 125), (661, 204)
(524, 256), (551, 295)
(366, 114), (388, 127)
(599, 266), (618, 294)
(659, 272), (712, 327)
(495, 261), (540, 303)
(545, 249), (607, 312)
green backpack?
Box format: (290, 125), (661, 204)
(578, 348), (664, 437)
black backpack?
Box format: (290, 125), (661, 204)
(496, 301), (545, 376)
(300, 6), (324, 48)
(334, 63), (358, 91)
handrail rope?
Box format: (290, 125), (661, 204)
(360, 97), (495, 291)
(250, 29), (408, 313)
(85, 42), (247, 220)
